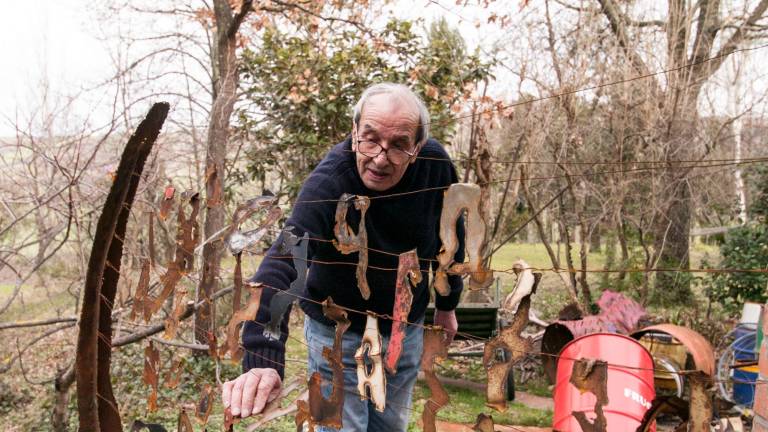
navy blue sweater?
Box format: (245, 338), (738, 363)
(242, 137), (465, 377)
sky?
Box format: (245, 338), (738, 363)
(0, 1), (766, 138)
(0, 0), (114, 136)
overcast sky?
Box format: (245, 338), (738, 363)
(1, 1), (766, 138)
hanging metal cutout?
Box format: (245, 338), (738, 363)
(355, 313), (387, 412)
(433, 183), (493, 296)
(421, 327), (449, 432)
(264, 229), (308, 340)
(384, 249), (421, 375)
(484, 268), (540, 411)
(332, 193), (371, 299)
(222, 283), (263, 362)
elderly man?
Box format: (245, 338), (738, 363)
(222, 82), (465, 431)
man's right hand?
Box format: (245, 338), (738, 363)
(222, 368), (282, 418)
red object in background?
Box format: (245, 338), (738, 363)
(553, 333), (656, 432)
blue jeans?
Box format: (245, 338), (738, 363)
(303, 316), (424, 432)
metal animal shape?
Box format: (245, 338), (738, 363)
(433, 183), (493, 296)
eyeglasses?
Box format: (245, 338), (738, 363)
(355, 136), (417, 166)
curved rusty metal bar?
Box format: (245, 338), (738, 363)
(631, 324), (714, 376)
(421, 327), (449, 432)
(76, 102), (168, 432)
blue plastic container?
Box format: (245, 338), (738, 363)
(733, 325), (757, 361)
(732, 366), (758, 406)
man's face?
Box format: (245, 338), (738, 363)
(353, 93), (420, 192)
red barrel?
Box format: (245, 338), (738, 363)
(553, 333), (656, 432)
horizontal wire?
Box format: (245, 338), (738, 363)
(292, 157), (767, 204)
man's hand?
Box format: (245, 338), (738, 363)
(222, 368), (282, 418)
(433, 309), (458, 344)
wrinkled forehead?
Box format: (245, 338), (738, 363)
(357, 93), (420, 134)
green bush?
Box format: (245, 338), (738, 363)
(711, 223), (768, 314)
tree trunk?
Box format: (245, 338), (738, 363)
(195, 0), (250, 345)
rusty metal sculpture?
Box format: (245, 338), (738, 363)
(569, 359), (609, 432)
(355, 313), (387, 412)
(298, 298), (350, 431)
(225, 195), (282, 317)
(158, 185), (175, 221)
(222, 283), (263, 362)
(177, 409), (193, 432)
(687, 372), (713, 432)
(162, 357), (184, 389)
(160, 192), (201, 338)
(75, 102), (168, 432)
(384, 249), (422, 375)
(473, 413), (495, 432)
(142, 341), (160, 413)
(433, 183), (493, 296)
(483, 268), (540, 411)
(332, 193), (371, 299)
(130, 258), (151, 322)
(264, 230), (308, 340)
(421, 327), (449, 432)
(195, 384), (215, 425)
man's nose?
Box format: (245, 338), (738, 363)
(372, 150), (390, 166)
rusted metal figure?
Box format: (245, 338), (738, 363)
(222, 283), (263, 362)
(177, 409), (194, 432)
(483, 268), (540, 411)
(332, 193), (372, 299)
(384, 249), (422, 375)
(356, 313), (387, 412)
(142, 341), (160, 413)
(473, 413), (495, 432)
(421, 327), (449, 432)
(264, 230), (308, 340)
(569, 359), (608, 432)
(433, 183), (493, 296)
(299, 298), (350, 431)
(195, 384), (215, 425)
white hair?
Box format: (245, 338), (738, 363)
(352, 83), (430, 146)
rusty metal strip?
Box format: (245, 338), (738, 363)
(206, 330), (218, 360)
(130, 258), (151, 322)
(147, 211), (156, 269)
(222, 283), (263, 362)
(264, 230), (308, 340)
(687, 371), (712, 432)
(233, 252), (243, 314)
(484, 270), (540, 411)
(148, 193), (201, 319)
(434, 183), (493, 296)
(158, 185), (175, 221)
(195, 384), (214, 425)
(421, 327), (449, 432)
(302, 298), (350, 429)
(355, 313), (386, 412)
(75, 102), (169, 432)
(384, 249), (421, 375)
(570, 359), (608, 432)
(142, 341), (160, 413)
(473, 413), (495, 432)
(162, 357), (184, 390)
(177, 409), (194, 432)
(332, 193), (371, 299)
(631, 324), (715, 376)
